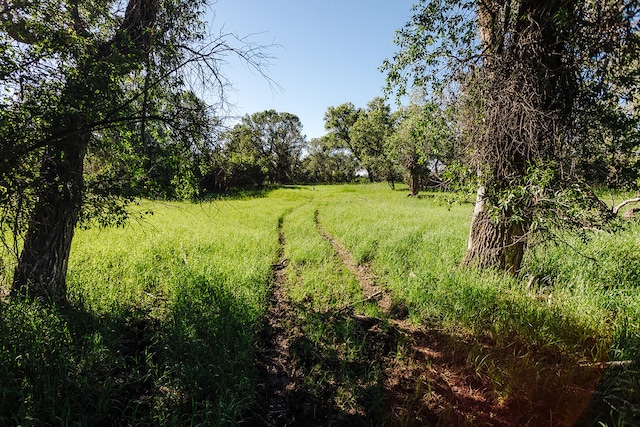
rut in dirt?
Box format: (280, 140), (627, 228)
(254, 210), (352, 426)
(253, 208), (598, 426)
(313, 209), (518, 426)
(252, 212), (297, 426)
(313, 209), (605, 426)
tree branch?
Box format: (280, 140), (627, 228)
(613, 197), (640, 215)
(0, 0), (38, 44)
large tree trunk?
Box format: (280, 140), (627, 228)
(7, 0), (159, 302)
(462, 0), (572, 273)
(12, 134), (88, 302)
(408, 168), (420, 196)
(463, 186), (528, 275)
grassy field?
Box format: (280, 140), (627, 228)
(1, 183), (639, 425)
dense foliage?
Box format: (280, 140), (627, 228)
(200, 110), (306, 192)
(0, 0), (267, 299)
(382, 0), (640, 272)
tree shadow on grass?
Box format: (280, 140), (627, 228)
(576, 326), (640, 427)
(250, 300), (396, 427)
(385, 326), (606, 427)
(0, 298), (159, 426)
(0, 278), (262, 426)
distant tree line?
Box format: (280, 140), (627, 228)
(92, 88), (639, 200)
(112, 96), (462, 197)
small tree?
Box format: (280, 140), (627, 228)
(324, 99), (400, 186)
(392, 100), (456, 195)
(323, 102), (366, 172)
(229, 110), (306, 185)
(349, 97), (401, 187)
(203, 110), (306, 192)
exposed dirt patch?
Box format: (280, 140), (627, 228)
(253, 209), (603, 426)
(252, 214), (299, 426)
(383, 328), (513, 426)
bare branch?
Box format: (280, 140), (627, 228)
(613, 197), (640, 215)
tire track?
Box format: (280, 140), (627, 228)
(256, 207), (593, 426)
(313, 209), (393, 315)
(313, 208), (513, 426)
(253, 211), (297, 426)
(256, 207), (390, 426)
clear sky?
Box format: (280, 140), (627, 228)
(206, 1), (416, 140)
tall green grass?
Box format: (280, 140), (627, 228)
(279, 200), (389, 424)
(0, 197), (295, 425)
(1, 184), (638, 425)
(317, 183), (640, 425)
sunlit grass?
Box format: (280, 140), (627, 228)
(283, 203), (364, 311)
(317, 183), (640, 425)
(1, 183), (638, 425)
(0, 196), (296, 425)
(279, 200), (388, 422)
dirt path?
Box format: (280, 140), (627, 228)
(314, 209), (393, 314)
(253, 213), (298, 426)
(254, 209), (595, 426)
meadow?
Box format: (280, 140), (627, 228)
(1, 184), (639, 426)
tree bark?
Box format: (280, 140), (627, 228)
(408, 169), (420, 196)
(12, 133), (89, 302)
(7, 0), (160, 302)
(462, 0), (572, 274)
(463, 186), (528, 275)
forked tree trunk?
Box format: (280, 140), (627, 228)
(12, 135), (88, 302)
(463, 186), (528, 275)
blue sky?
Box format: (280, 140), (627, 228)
(206, 1), (416, 140)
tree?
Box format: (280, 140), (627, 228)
(84, 89), (212, 204)
(384, 0), (640, 273)
(205, 120), (270, 192)
(253, 110), (306, 184)
(323, 102), (365, 170)
(302, 137), (358, 183)
(573, 56), (640, 188)
(201, 110), (306, 192)
(230, 110), (306, 185)
(391, 99), (456, 195)
(324, 99), (400, 185)
(349, 97), (401, 187)
(0, 0), (268, 301)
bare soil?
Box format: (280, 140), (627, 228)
(252, 216), (299, 426)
